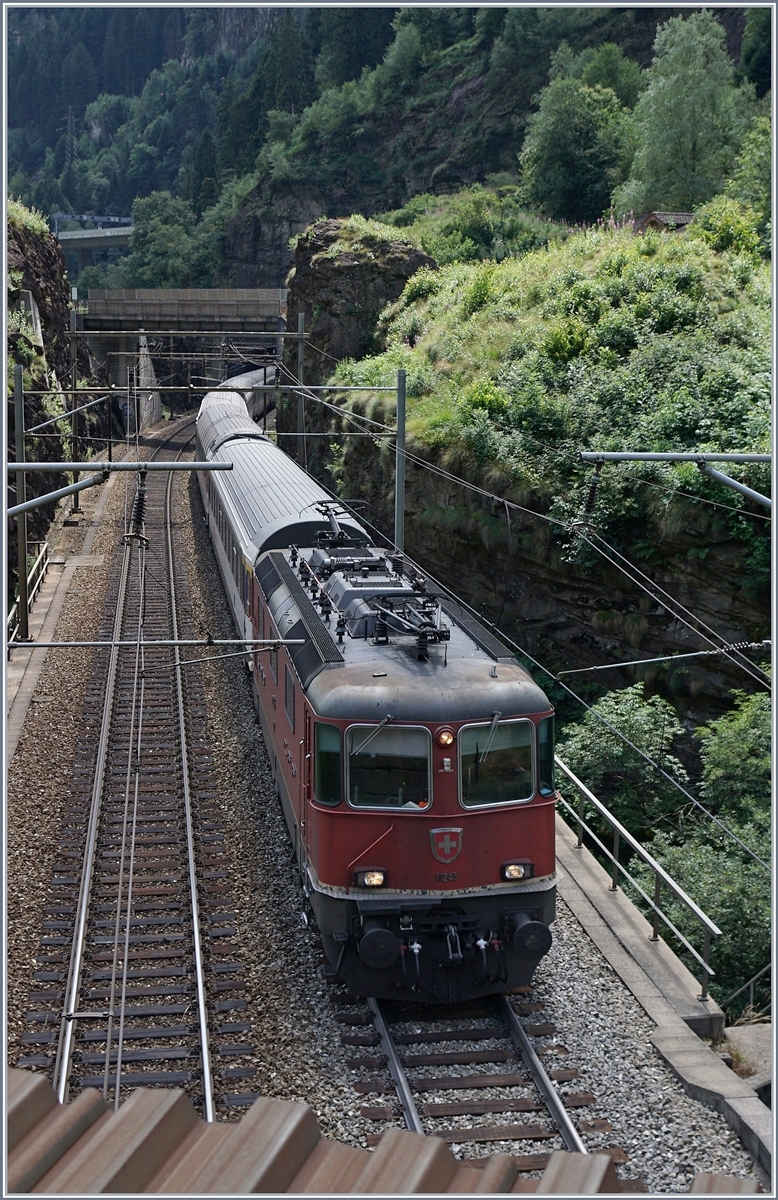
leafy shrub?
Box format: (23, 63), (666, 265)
(691, 196), (761, 258)
(462, 379), (509, 416)
(423, 230), (479, 264)
(461, 264), (497, 316)
(557, 682), (689, 833)
(541, 317), (590, 361)
(7, 197), (49, 235)
(401, 267), (442, 304)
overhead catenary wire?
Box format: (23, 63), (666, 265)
(305, 370), (771, 521)
(279, 362), (770, 692)
(577, 529), (770, 692)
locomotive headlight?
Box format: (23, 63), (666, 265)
(354, 869), (387, 887)
(436, 728), (455, 747)
(502, 861), (534, 881)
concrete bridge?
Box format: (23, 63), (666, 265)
(79, 289), (288, 420)
(83, 288), (286, 336)
(57, 225), (134, 271)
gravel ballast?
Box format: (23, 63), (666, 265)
(6, 420), (764, 1193)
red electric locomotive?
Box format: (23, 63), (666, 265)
(196, 373), (556, 1004)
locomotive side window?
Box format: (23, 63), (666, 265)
(459, 719), (534, 807)
(538, 716), (555, 796)
(269, 643), (278, 681)
(346, 725), (431, 809)
(284, 665), (295, 731)
(315, 724), (342, 805)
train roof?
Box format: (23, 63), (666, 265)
(258, 546), (552, 719)
(197, 380), (369, 562)
(196, 402), (268, 457)
(210, 439), (369, 560)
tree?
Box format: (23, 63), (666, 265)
(696, 689), (770, 821)
(313, 9), (398, 91)
(738, 7), (771, 98)
(580, 42), (645, 109)
(520, 76), (632, 223)
(612, 10), (755, 215)
(264, 11), (316, 115)
(187, 128), (218, 217)
(725, 115), (771, 247)
(558, 683), (689, 834)
(122, 192), (196, 288)
(61, 40), (98, 115)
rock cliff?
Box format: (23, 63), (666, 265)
(6, 209), (105, 604)
(276, 217), (434, 476)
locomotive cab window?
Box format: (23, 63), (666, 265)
(460, 719), (534, 807)
(538, 716), (555, 796)
(347, 725), (431, 809)
(315, 724), (342, 805)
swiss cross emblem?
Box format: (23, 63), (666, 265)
(430, 827), (463, 864)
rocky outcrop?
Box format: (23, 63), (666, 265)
(8, 219), (81, 385)
(275, 217), (435, 477)
(222, 191), (324, 288)
(282, 217), (435, 384)
(6, 212), (106, 604)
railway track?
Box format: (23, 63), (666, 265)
(17, 421), (258, 1118)
(333, 985), (632, 1181)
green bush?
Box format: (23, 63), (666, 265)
(691, 196), (761, 258)
(325, 225), (770, 594)
(557, 682), (689, 834)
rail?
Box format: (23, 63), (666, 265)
(7, 541), (50, 644)
(555, 756), (721, 1001)
(720, 964), (771, 1016)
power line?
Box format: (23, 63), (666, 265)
(578, 530), (770, 692)
(634, 474), (771, 522)
(288, 365), (769, 690)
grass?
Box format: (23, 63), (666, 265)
(7, 197), (50, 236)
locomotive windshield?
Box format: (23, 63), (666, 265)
(347, 725), (431, 809)
(538, 716), (555, 796)
(459, 719), (534, 807)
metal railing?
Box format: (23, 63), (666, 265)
(7, 541), (50, 645)
(720, 964), (771, 1016)
(555, 755), (722, 1001)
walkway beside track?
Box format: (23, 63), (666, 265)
(5, 471), (117, 763)
(556, 816), (771, 1178)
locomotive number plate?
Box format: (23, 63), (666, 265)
(436, 871), (458, 882)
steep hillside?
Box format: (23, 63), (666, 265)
(292, 219), (770, 720)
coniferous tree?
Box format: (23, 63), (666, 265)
(266, 11), (316, 113)
(613, 10), (755, 215)
(189, 128), (218, 216)
(102, 10), (125, 94)
(738, 8), (771, 98)
(61, 40), (98, 115)
(314, 9), (398, 91)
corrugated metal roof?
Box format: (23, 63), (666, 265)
(7, 1069), (759, 1194)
